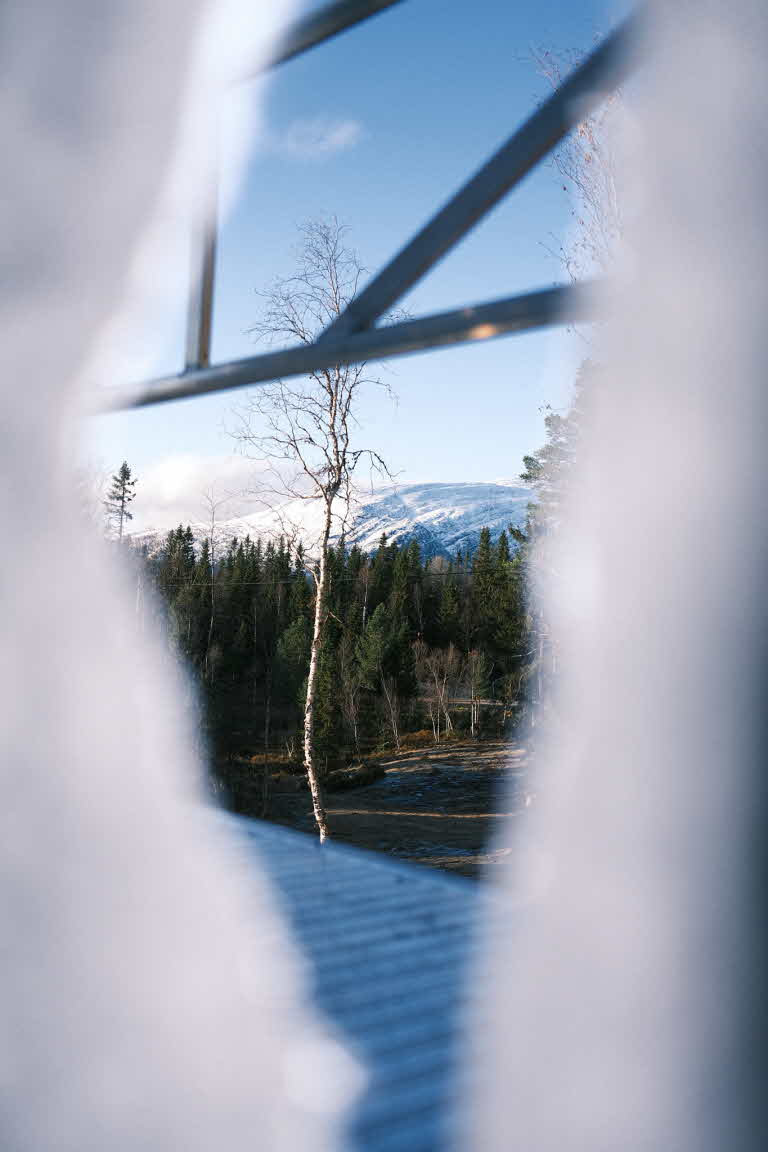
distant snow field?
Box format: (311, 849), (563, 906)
(334, 482), (532, 557)
(133, 482), (532, 558)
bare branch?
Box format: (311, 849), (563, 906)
(229, 218), (397, 841)
(531, 44), (623, 283)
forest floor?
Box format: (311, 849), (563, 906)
(265, 739), (529, 879)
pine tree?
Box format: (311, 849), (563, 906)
(144, 513), (531, 764)
(521, 361), (591, 529)
(470, 527), (496, 648)
(389, 547), (410, 625)
(405, 538), (425, 636)
(313, 618), (343, 765)
(517, 362), (593, 719)
(104, 461), (137, 539)
(438, 563), (462, 647)
(276, 616), (311, 723)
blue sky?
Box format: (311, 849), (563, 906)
(90, 0), (619, 530)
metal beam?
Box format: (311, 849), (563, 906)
(268, 0), (405, 71)
(183, 1), (406, 376)
(111, 282), (595, 411)
(321, 13), (637, 341)
(184, 178), (218, 370)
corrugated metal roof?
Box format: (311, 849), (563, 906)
(239, 818), (485, 1152)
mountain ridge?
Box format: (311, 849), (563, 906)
(133, 481), (533, 559)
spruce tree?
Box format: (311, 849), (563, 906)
(438, 564), (462, 647)
(470, 527), (496, 648)
(144, 513), (532, 764)
(104, 460), (137, 539)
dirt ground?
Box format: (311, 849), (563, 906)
(265, 739), (529, 879)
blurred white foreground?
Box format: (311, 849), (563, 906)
(0, 3), (356, 1149)
(5, 2), (768, 1150)
(474, 3), (768, 1150)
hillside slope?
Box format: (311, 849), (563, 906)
(228, 481), (531, 558)
(134, 482), (532, 559)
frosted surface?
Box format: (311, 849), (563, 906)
(472, 4), (768, 1150)
(0, 3), (356, 1149)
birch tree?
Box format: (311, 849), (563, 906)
(465, 647), (491, 738)
(415, 640), (462, 743)
(200, 486), (231, 683)
(518, 44), (624, 717)
(380, 676), (401, 752)
(531, 45), (624, 281)
(233, 219), (391, 841)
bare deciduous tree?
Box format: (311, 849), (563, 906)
(76, 461), (110, 531)
(465, 647), (491, 738)
(232, 218), (392, 841)
(380, 675), (401, 752)
(415, 640), (462, 743)
(200, 486), (231, 683)
(531, 45), (624, 282)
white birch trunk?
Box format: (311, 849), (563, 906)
(303, 503), (332, 841)
(380, 674), (400, 751)
(440, 673), (453, 734)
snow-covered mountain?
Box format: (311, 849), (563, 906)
(225, 481), (531, 558)
(133, 482), (532, 559)
(337, 482), (531, 557)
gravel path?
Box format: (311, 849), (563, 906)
(267, 739), (529, 878)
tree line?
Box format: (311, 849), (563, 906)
(103, 205), (586, 839)
(137, 524), (532, 766)
(104, 339), (584, 842)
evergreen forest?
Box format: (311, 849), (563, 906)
(139, 525), (532, 766)
(109, 356), (583, 792)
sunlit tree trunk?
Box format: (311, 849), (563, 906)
(380, 674), (400, 751)
(303, 506), (332, 842)
(232, 219), (393, 840)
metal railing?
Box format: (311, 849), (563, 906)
(114, 0), (637, 411)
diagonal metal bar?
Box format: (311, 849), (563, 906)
(184, 173), (218, 371)
(110, 282), (595, 411)
(321, 12), (637, 341)
(183, 0), (407, 371)
(268, 0), (406, 71)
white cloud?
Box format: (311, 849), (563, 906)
(130, 453), (270, 534)
(270, 116), (364, 160)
